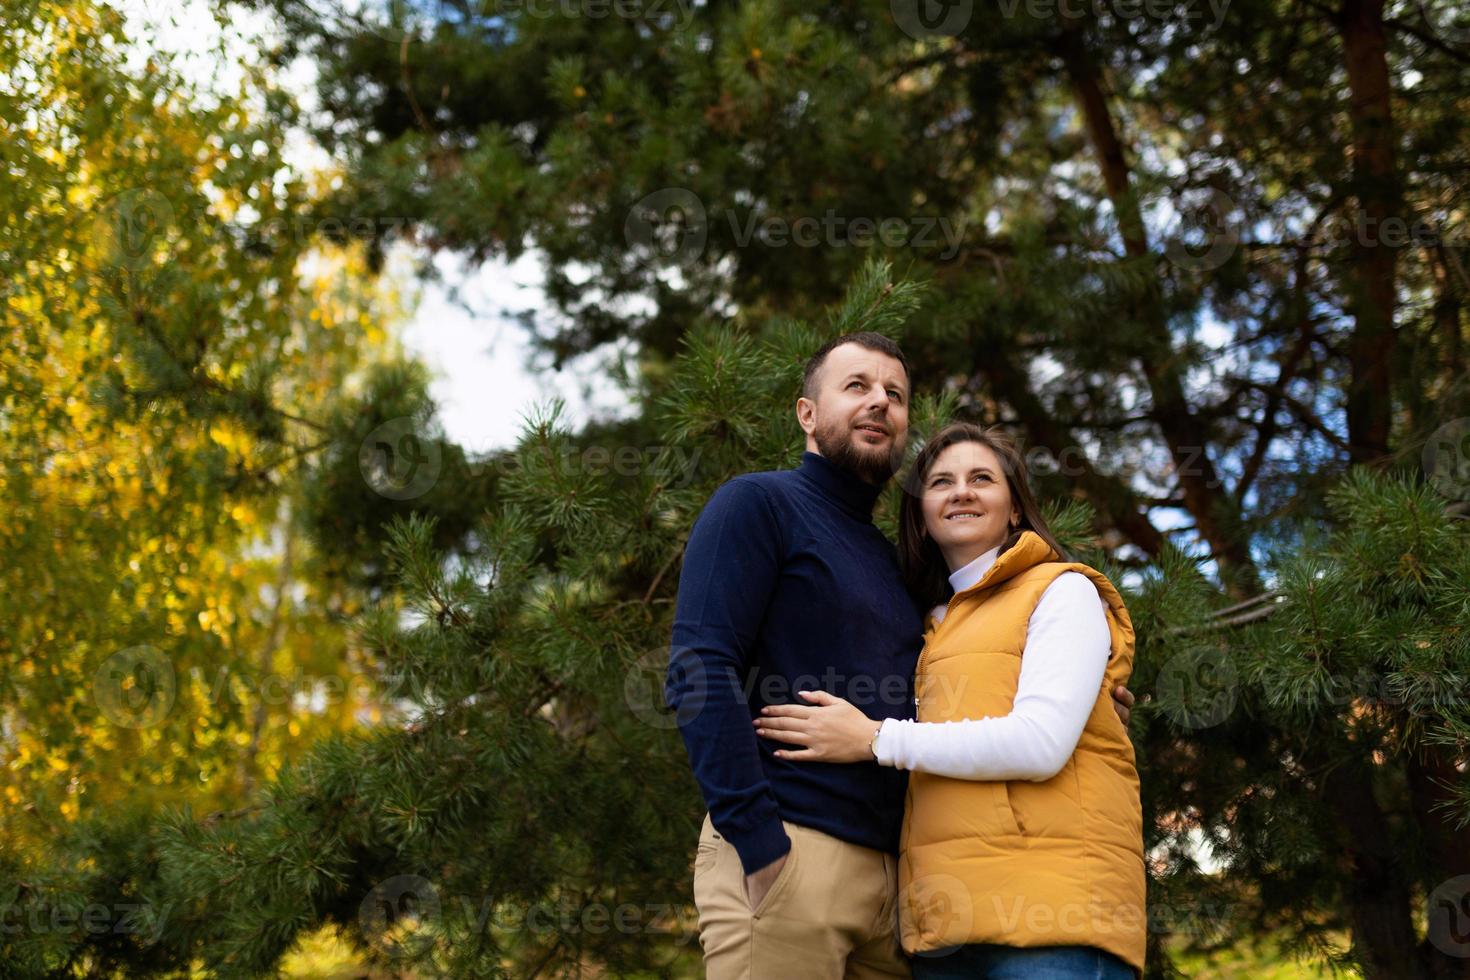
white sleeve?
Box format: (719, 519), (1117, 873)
(873, 572), (1110, 781)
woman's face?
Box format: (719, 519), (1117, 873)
(919, 440), (1021, 571)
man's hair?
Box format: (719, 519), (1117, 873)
(801, 331), (910, 401)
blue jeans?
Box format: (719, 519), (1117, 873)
(910, 943), (1135, 979)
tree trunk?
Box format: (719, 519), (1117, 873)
(1050, 22), (1258, 597)
(1321, 762), (1427, 979)
(1433, 246), (1464, 387)
(1408, 746), (1470, 980)
(1338, 0), (1399, 464)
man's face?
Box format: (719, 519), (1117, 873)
(796, 343), (911, 485)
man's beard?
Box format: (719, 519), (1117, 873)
(813, 419), (901, 486)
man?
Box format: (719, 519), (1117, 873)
(664, 332), (1135, 978)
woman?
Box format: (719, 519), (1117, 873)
(753, 422), (1145, 978)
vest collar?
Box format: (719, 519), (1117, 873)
(947, 544), (1002, 594)
(952, 530), (1060, 597)
(796, 451), (884, 522)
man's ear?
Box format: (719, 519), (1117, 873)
(795, 396), (817, 436)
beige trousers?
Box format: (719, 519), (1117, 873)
(692, 813), (912, 979)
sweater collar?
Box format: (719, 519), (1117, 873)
(796, 451), (885, 521)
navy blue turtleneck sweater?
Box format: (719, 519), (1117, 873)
(665, 451), (924, 875)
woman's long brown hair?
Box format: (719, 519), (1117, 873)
(898, 423), (1069, 610)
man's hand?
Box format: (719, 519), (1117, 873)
(744, 852), (788, 912)
(1111, 684), (1135, 726)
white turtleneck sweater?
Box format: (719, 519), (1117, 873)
(872, 545), (1111, 781)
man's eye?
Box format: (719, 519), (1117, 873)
(848, 381), (863, 390)
(887, 390), (903, 401)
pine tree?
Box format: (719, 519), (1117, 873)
(144, 263), (1465, 979)
(6, 258), (1461, 979)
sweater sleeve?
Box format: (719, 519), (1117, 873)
(665, 479), (791, 875)
(873, 572), (1109, 781)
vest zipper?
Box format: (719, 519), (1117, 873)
(913, 589), (969, 710)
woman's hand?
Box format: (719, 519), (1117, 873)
(753, 690), (881, 764)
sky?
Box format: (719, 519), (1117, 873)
(398, 251), (635, 453)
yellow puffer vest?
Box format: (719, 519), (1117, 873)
(897, 531), (1146, 976)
